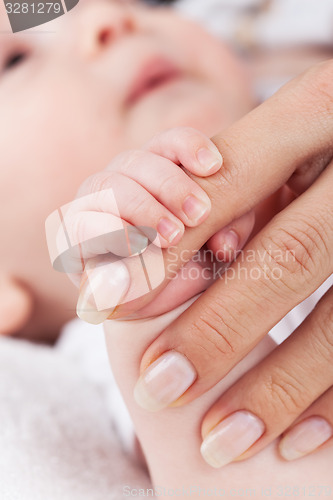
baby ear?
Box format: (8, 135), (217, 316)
(0, 276), (33, 336)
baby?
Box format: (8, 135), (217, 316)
(0, 0), (251, 342)
(0, 0), (332, 496)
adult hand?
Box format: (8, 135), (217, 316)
(128, 60), (333, 466)
(77, 60), (332, 320)
(71, 60), (333, 466)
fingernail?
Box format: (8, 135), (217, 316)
(134, 351), (197, 412)
(279, 417), (333, 461)
(223, 230), (239, 253)
(197, 147), (223, 173)
(76, 260), (130, 324)
(182, 195), (210, 223)
(200, 411), (265, 468)
(127, 231), (148, 256)
(157, 218), (182, 244)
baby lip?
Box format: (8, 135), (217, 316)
(126, 56), (182, 106)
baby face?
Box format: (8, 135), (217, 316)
(0, 0), (253, 340)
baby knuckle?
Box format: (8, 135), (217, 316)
(145, 127), (200, 151)
(76, 172), (102, 198)
(121, 149), (146, 170)
(167, 127), (206, 152)
(158, 173), (181, 197)
(165, 126), (198, 138)
(144, 131), (175, 150)
(88, 172), (115, 194)
(178, 127), (204, 141)
(125, 190), (151, 215)
(128, 148), (147, 161)
(106, 149), (144, 175)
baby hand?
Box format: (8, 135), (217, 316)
(46, 127), (224, 320)
(76, 126), (222, 249)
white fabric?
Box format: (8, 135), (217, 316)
(176, 0), (333, 49)
(57, 319), (136, 456)
(269, 275), (333, 344)
(176, 0), (333, 100)
(0, 333), (150, 500)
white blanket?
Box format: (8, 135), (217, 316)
(177, 0), (333, 49)
(0, 330), (151, 500)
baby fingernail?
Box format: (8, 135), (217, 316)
(279, 417), (333, 461)
(76, 260), (130, 324)
(221, 230), (240, 261)
(134, 351), (197, 412)
(197, 147), (223, 173)
(157, 218), (182, 243)
(224, 230), (239, 252)
(127, 231), (148, 255)
(200, 411), (265, 468)
(183, 195), (210, 223)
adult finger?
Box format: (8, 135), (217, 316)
(134, 163), (333, 411)
(279, 387), (333, 462)
(108, 59), (333, 319)
(199, 285), (333, 468)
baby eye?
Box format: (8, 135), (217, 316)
(3, 51), (29, 72)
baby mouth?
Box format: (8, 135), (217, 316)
(126, 57), (182, 106)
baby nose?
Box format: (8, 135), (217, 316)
(76, 0), (135, 59)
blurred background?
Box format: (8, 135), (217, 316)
(148, 0), (333, 101)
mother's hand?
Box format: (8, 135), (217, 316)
(130, 60), (333, 465)
(106, 60), (333, 319)
(70, 59), (333, 466)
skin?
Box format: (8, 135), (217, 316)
(100, 62), (333, 464)
(0, 0), (331, 476)
(65, 124), (333, 486)
(62, 127), (256, 321)
(129, 65), (333, 461)
(0, 0), (251, 341)
(105, 301), (333, 498)
(68, 63), (333, 478)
